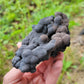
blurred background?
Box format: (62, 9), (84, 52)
(0, 0), (84, 84)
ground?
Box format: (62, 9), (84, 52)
(60, 16), (84, 84)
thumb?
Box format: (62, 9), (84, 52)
(17, 42), (22, 48)
(3, 68), (24, 84)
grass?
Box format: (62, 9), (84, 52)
(0, 0), (84, 84)
(57, 47), (78, 84)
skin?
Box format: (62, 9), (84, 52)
(3, 42), (64, 84)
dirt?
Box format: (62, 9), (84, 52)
(61, 17), (84, 84)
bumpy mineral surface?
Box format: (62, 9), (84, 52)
(12, 12), (70, 73)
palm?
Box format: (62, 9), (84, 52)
(22, 53), (63, 84)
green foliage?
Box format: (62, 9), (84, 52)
(80, 55), (84, 65)
(0, 0), (84, 84)
(69, 21), (81, 29)
(63, 56), (72, 72)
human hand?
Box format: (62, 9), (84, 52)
(3, 42), (64, 84)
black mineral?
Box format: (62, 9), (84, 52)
(12, 12), (70, 73)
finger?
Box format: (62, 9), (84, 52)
(17, 42), (22, 48)
(3, 68), (24, 84)
(45, 60), (63, 84)
(23, 61), (48, 82)
(37, 52), (64, 68)
(54, 52), (64, 61)
(36, 62), (43, 68)
(23, 71), (40, 82)
(36, 62), (47, 74)
(36, 56), (54, 74)
(50, 52), (64, 62)
(32, 74), (45, 84)
(44, 52), (64, 84)
(36, 52), (63, 74)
